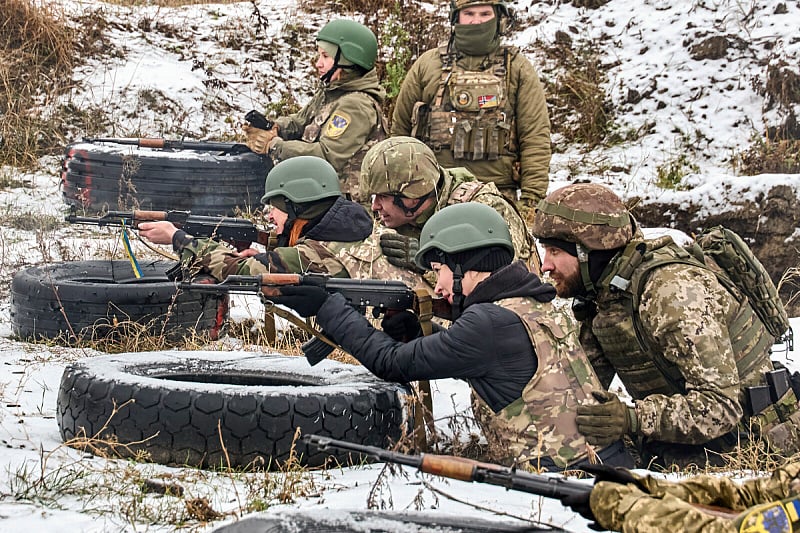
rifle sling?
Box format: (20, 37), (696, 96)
(413, 288), (436, 449)
(263, 302), (343, 354)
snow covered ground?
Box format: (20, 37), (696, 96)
(1, 0), (798, 531)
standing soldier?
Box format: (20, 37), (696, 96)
(363, 136), (540, 276)
(243, 19), (386, 204)
(391, 0), (551, 219)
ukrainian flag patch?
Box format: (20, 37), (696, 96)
(325, 112), (350, 138)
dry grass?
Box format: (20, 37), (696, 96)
(734, 136), (800, 175)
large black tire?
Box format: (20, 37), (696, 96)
(10, 260), (225, 342)
(61, 141), (272, 216)
(57, 352), (410, 470)
(211, 510), (565, 532)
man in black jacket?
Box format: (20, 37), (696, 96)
(270, 202), (633, 470)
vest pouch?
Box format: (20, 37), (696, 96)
(426, 110), (456, 148)
(763, 409), (800, 455)
(472, 125), (484, 160)
(453, 120), (472, 159)
(302, 122), (321, 142)
(410, 101), (429, 139)
(447, 70), (505, 113)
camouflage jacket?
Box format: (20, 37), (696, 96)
(391, 43), (551, 213)
(471, 294), (605, 469)
(590, 462), (800, 532)
(272, 69), (386, 202)
(175, 197), (375, 278)
(582, 237), (773, 445)
(395, 166), (538, 272)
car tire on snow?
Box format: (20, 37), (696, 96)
(57, 352), (410, 470)
(61, 141), (272, 216)
(10, 260), (226, 342)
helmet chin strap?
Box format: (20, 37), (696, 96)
(440, 248), (491, 320)
(320, 47), (359, 84)
(393, 190), (433, 217)
(576, 243), (597, 298)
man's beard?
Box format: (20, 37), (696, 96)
(554, 269), (583, 298)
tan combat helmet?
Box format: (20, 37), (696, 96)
(359, 136), (441, 199)
(531, 183), (633, 251)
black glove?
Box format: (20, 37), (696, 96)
(380, 232), (421, 271)
(381, 310), (422, 342)
(560, 463), (641, 526)
(267, 285), (328, 317)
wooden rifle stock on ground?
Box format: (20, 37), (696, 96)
(304, 436), (742, 521)
(180, 273), (450, 365)
(66, 209), (274, 251)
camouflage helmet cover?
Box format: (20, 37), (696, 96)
(359, 136), (441, 199)
(317, 19), (378, 71)
(450, 0), (509, 23)
(530, 183), (633, 251)
(415, 202), (514, 270)
(261, 156), (341, 205)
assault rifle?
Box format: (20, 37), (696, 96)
(82, 137), (252, 154)
(66, 209), (275, 251)
(81, 110), (274, 154)
(304, 435), (741, 520)
(180, 273), (449, 365)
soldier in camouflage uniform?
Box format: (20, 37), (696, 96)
(269, 203), (634, 470)
(530, 183), (778, 469)
(138, 157), (423, 288)
(391, 0), (551, 218)
(362, 136), (540, 277)
(243, 19), (386, 203)
(564, 461), (800, 532)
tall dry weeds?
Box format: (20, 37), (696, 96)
(1, 0), (79, 168)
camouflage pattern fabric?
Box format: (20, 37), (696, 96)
(588, 250), (773, 448)
(590, 462), (800, 532)
(471, 296), (604, 469)
(391, 44), (551, 213)
(178, 229), (427, 288)
(271, 69), (386, 202)
(396, 166), (539, 274)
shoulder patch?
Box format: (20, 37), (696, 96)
(324, 112), (351, 138)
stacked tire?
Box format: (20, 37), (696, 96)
(57, 352), (411, 470)
(61, 141), (272, 215)
(10, 260), (226, 343)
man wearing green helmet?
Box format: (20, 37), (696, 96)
(242, 19), (386, 203)
(360, 136), (540, 277)
(391, 0), (550, 219)
(268, 202), (633, 470)
(139, 156), (421, 287)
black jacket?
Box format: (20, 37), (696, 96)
(316, 261), (557, 412)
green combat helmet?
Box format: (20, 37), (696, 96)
(416, 202), (514, 270)
(317, 19), (378, 71)
(359, 136), (441, 199)
(530, 183), (633, 251)
(261, 156), (341, 205)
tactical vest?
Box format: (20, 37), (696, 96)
(301, 93), (387, 203)
(590, 236), (773, 401)
(412, 45), (516, 161)
(472, 296), (602, 469)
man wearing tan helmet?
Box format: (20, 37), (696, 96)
(391, 0), (551, 219)
(361, 136), (540, 276)
(530, 183), (785, 469)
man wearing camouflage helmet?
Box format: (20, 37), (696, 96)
(362, 136), (540, 276)
(268, 202), (634, 470)
(530, 183), (779, 469)
(139, 157), (422, 289)
(243, 19), (386, 203)
(391, 0), (550, 219)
